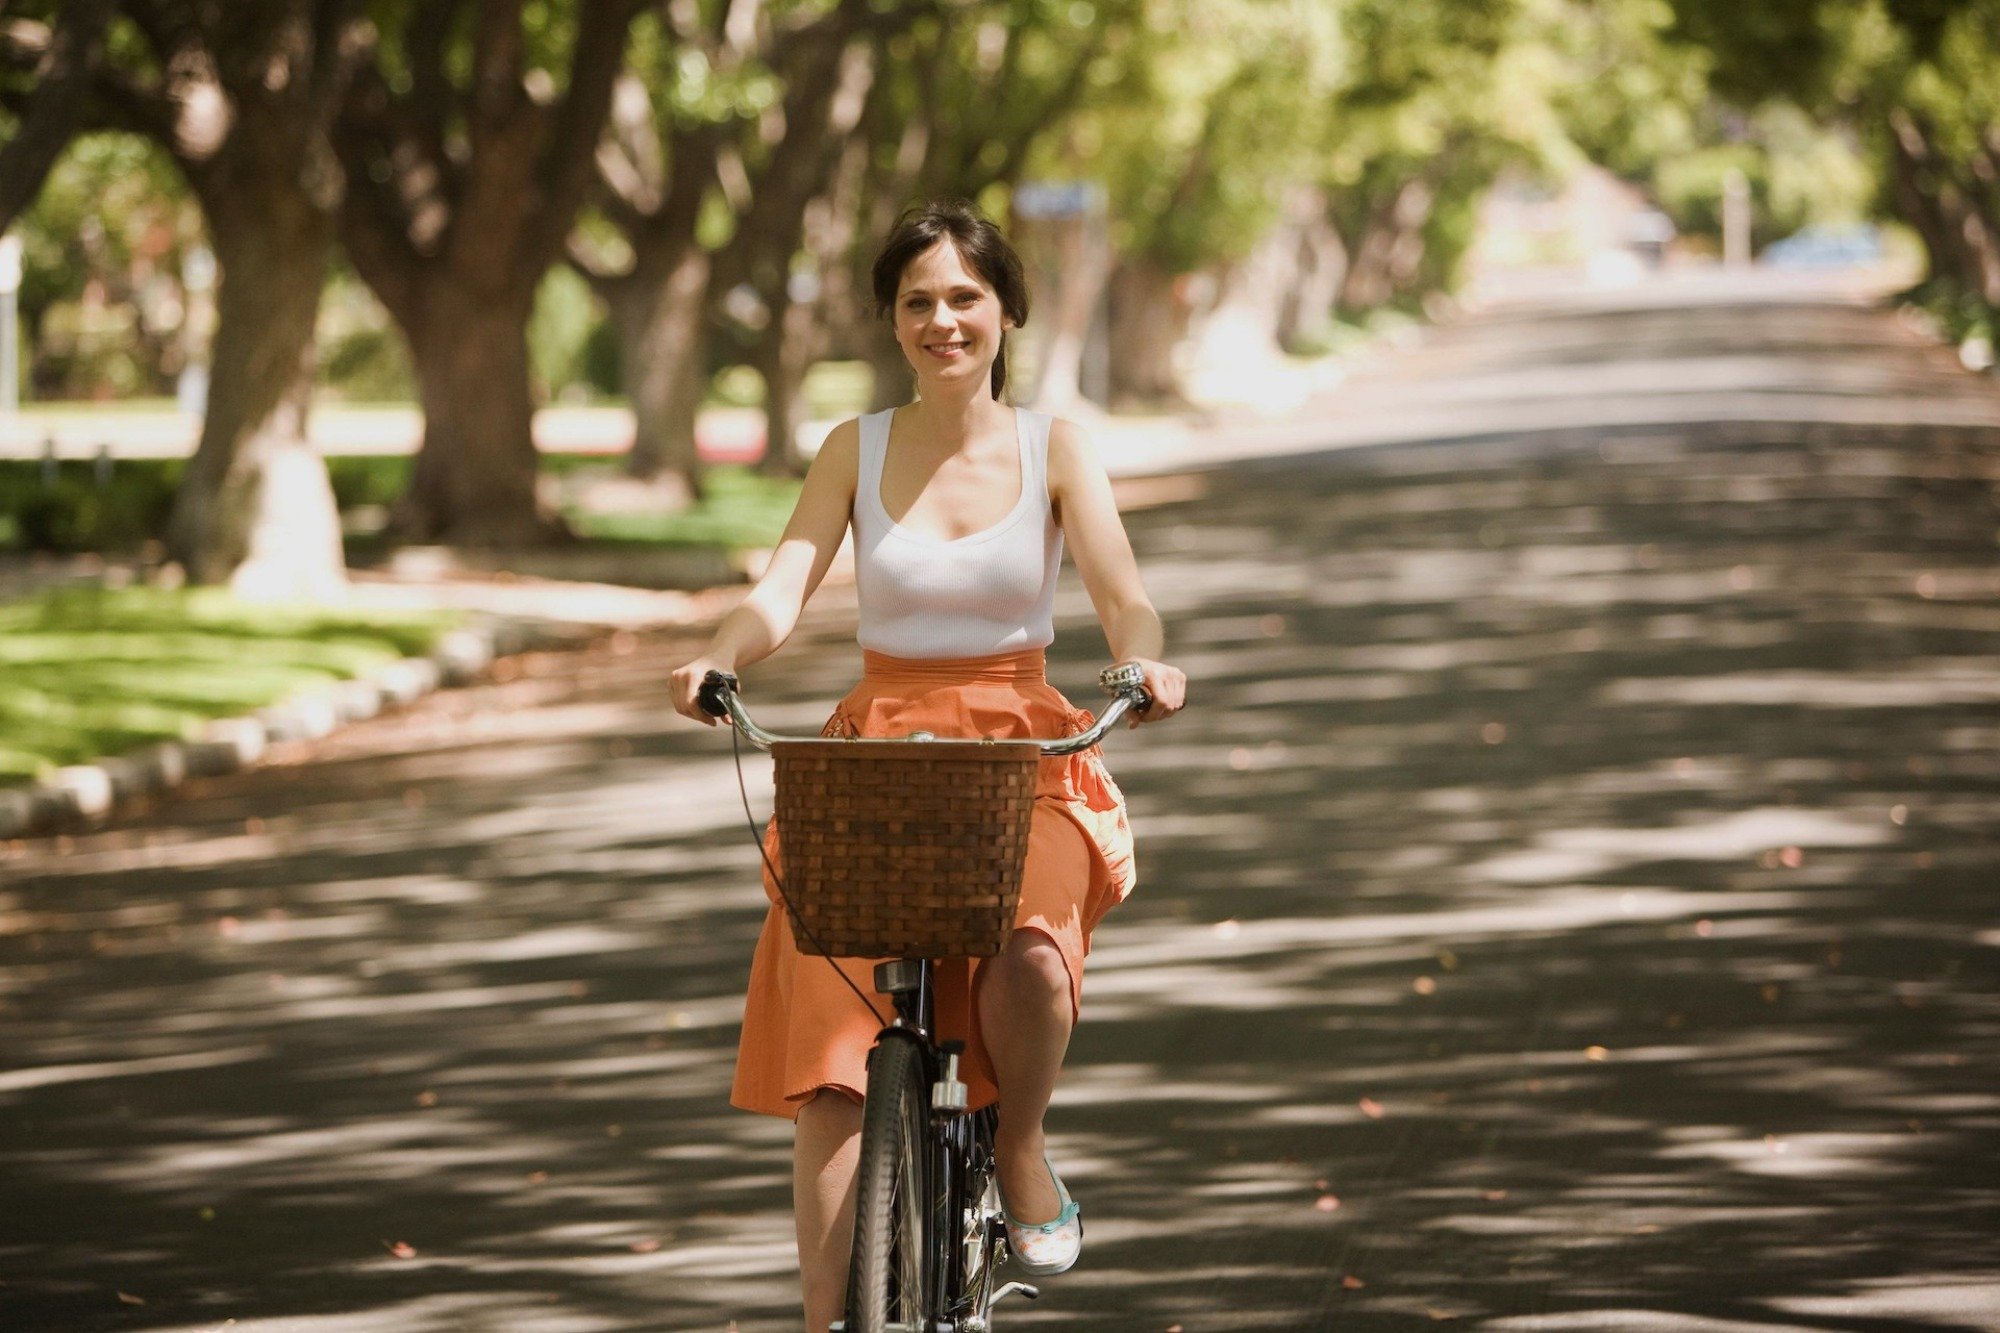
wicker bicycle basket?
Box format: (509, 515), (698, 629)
(770, 738), (1042, 959)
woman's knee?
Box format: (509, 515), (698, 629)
(988, 930), (1071, 1000)
(796, 1085), (864, 1129)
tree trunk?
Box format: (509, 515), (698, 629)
(1887, 117), (1959, 289)
(1028, 213), (1114, 414)
(0, 0), (115, 230)
(1280, 206), (1346, 348)
(1105, 256), (1189, 410)
(607, 240), (711, 492)
(1179, 223), (1299, 408)
(166, 187), (345, 591)
(753, 286), (819, 476)
(1889, 110), (1983, 297)
(1942, 173), (2000, 307)
(333, 0), (638, 545)
(396, 283), (561, 545)
(1340, 176), (1434, 312)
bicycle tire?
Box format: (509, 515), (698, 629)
(846, 1035), (932, 1333)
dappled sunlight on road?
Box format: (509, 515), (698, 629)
(995, 417), (1998, 1328)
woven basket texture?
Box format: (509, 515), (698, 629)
(771, 739), (1041, 958)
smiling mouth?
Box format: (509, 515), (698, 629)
(926, 341), (968, 355)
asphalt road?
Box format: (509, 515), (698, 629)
(4, 283), (1999, 1332)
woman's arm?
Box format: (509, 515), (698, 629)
(1047, 418), (1187, 725)
(668, 421), (859, 723)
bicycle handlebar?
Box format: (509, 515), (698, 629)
(697, 664), (1153, 756)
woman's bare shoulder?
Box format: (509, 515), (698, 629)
(1043, 415), (1107, 475)
(808, 417), (863, 473)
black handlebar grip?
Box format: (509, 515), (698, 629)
(696, 669), (739, 718)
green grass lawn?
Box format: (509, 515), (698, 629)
(564, 465), (801, 546)
(2, 456), (804, 556)
(0, 586), (464, 786)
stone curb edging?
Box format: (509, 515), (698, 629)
(0, 617), (573, 843)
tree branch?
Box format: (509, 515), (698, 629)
(528, 0), (641, 264)
(407, 0), (464, 196)
(0, 0), (116, 229)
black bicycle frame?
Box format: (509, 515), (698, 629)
(870, 955), (984, 1321)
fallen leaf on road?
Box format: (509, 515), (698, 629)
(1342, 1274), (1366, 1289)
(1358, 1097), (1385, 1119)
(1315, 1194), (1341, 1212)
(386, 1241), (417, 1259)
(117, 1291), (145, 1305)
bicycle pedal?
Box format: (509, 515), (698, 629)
(993, 1280), (1040, 1304)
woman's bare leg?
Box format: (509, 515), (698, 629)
(795, 1088), (864, 1332)
(976, 927), (1074, 1225)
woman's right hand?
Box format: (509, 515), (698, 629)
(669, 656), (736, 726)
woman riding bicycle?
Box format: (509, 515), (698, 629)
(670, 197), (1186, 1332)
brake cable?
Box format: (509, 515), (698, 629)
(728, 719), (891, 1026)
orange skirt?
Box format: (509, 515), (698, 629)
(729, 647), (1137, 1120)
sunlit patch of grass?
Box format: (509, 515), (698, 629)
(565, 465), (802, 548)
(0, 586), (463, 785)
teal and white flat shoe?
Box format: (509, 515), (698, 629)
(1001, 1151), (1083, 1276)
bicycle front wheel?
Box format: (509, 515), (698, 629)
(846, 1035), (932, 1333)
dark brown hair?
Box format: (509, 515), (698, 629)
(871, 198), (1030, 401)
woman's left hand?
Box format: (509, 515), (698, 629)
(1114, 657), (1186, 726)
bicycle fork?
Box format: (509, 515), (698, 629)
(831, 963), (1041, 1333)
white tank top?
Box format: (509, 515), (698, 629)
(852, 405), (1062, 659)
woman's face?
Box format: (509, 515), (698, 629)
(893, 239), (1013, 392)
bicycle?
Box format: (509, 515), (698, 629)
(697, 663), (1152, 1333)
